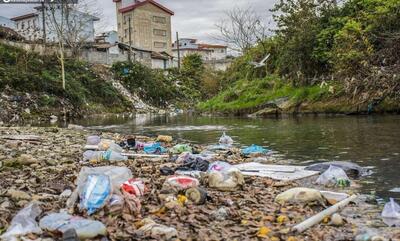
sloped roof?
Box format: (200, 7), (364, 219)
(198, 43), (227, 49)
(116, 0), (174, 15)
(10, 13), (38, 21)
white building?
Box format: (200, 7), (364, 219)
(0, 16), (16, 29)
(11, 6), (99, 43)
(172, 38), (231, 71)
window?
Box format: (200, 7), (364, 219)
(21, 22), (25, 30)
(154, 41), (166, 48)
(153, 16), (166, 24)
(153, 29), (166, 37)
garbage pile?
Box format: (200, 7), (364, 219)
(0, 128), (399, 241)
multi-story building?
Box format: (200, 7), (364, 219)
(11, 6), (99, 43)
(113, 0), (174, 55)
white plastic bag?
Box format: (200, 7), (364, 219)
(382, 198), (400, 219)
(316, 165), (350, 186)
(79, 174), (112, 215)
(218, 132), (233, 145)
(1, 202), (42, 241)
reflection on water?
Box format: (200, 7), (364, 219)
(75, 114), (400, 200)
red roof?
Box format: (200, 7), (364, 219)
(10, 13), (38, 21)
(198, 43), (227, 49)
(117, 0), (174, 15)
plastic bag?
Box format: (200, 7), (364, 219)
(121, 178), (147, 197)
(39, 212), (106, 240)
(162, 175), (199, 192)
(76, 166), (132, 192)
(87, 135), (101, 145)
(316, 165), (350, 187)
(0, 202), (42, 241)
(143, 143), (167, 154)
(136, 218), (178, 240)
(208, 161), (233, 173)
(275, 187), (325, 206)
(79, 174), (112, 215)
(208, 161), (244, 191)
(382, 198), (400, 219)
(219, 132), (233, 145)
(170, 144), (192, 154)
(241, 144), (269, 156)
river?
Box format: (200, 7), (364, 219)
(73, 114), (400, 201)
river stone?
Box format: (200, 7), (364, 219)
(7, 189), (31, 200)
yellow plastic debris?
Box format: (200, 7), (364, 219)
(157, 135), (173, 143)
(257, 226), (271, 238)
(177, 195), (187, 206)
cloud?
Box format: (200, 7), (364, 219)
(0, 0), (277, 43)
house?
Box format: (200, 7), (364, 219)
(172, 38), (231, 71)
(11, 6), (99, 43)
(95, 30), (119, 45)
(0, 16), (16, 29)
(113, 0), (174, 55)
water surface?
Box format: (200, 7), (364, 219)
(75, 114), (400, 200)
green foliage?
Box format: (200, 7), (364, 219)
(0, 43), (130, 111)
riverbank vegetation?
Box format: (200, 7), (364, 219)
(0, 43), (131, 121)
(199, 0), (400, 114)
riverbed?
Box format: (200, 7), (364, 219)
(71, 114), (400, 201)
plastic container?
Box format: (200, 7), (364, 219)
(79, 174), (112, 215)
(102, 150), (128, 162)
(39, 212), (107, 240)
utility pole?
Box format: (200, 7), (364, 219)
(41, 2), (46, 44)
(128, 16), (132, 62)
(176, 32), (180, 70)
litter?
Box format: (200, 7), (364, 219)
(176, 157), (210, 172)
(275, 188), (326, 206)
(143, 142), (167, 154)
(162, 175), (200, 192)
(219, 132), (233, 145)
(316, 165), (350, 187)
(208, 161), (244, 191)
(241, 144), (269, 156)
(85, 150), (128, 162)
(320, 191), (350, 205)
(121, 178), (147, 197)
(305, 161), (371, 178)
(185, 187), (207, 205)
(234, 162), (319, 181)
(170, 144), (192, 154)
(157, 135), (173, 143)
(79, 174), (112, 215)
(39, 212), (107, 239)
(292, 195), (357, 233)
(382, 198), (400, 219)
(136, 218), (178, 240)
(86, 135), (101, 145)
(0, 202), (42, 241)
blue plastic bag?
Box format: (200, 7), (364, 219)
(79, 174), (112, 215)
(143, 142), (167, 154)
(241, 144), (269, 156)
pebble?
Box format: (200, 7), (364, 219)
(7, 189), (32, 201)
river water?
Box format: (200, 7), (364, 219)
(74, 114), (400, 200)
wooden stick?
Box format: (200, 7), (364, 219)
(292, 194), (357, 233)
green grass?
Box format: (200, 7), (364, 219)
(197, 76), (330, 112)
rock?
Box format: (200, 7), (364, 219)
(60, 189), (72, 198)
(18, 154), (39, 165)
(211, 207), (229, 221)
(330, 213), (344, 226)
(7, 189), (31, 201)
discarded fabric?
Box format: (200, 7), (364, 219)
(0, 202), (42, 241)
(143, 142), (167, 154)
(79, 174), (112, 215)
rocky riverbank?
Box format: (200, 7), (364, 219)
(0, 126), (398, 240)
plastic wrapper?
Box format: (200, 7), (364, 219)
(219, 132), (233, 145)
(208, 161), (244, 191)
(163, 175), (199, 192)
(121, 178), (147, 197)
(170, 144), (192, 154)
(0, 202), (42, 241)
(39, 212), (107, 240)
(382, 198), (400, 219)
(316, 165), (350, 187)
(79, 174), (112, 215)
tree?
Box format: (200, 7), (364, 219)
(215, 7), (268, 53)
(44, 0), (101, 90)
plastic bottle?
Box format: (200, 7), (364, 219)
(85, 151), (128, 162)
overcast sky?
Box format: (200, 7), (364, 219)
(0, 0), (277, 43)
